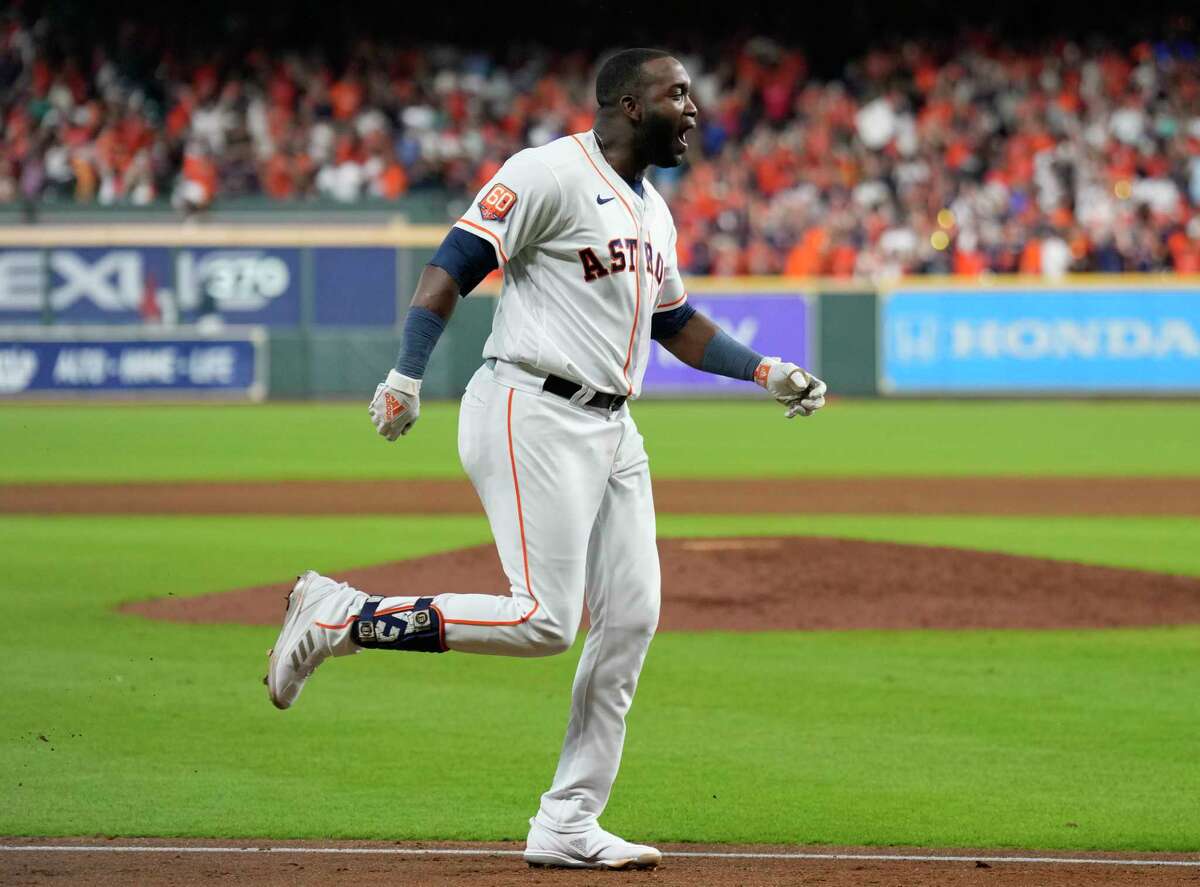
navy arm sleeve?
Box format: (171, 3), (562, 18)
(393, 306), (446, 379)
(429, 227), (499, 296)
(700, 328), (762, 381)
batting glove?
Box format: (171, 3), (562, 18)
(754, 356), (827, 418)
(368, 370), (421, 440)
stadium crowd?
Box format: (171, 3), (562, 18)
(2, 17), (1199, 276)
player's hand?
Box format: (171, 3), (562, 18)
(368, 370), (421, 440)
(754, 357), (827, 418)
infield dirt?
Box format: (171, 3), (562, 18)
(5, 476), (1200, 515)
(3, 839), (1197, 886)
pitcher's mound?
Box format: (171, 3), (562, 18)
(121, 537), (1200, 631)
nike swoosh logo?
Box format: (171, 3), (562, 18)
(596, 195), (615, 205)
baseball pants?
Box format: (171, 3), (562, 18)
(353, 360), (661, 832)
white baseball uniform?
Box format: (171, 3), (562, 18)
(349, 131), (685, 832)
(456, 130), (687, 396)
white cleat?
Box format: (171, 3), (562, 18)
(523, 818), (662, 870)
(265, 571), (360, 710)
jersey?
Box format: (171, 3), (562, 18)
(454, 130), (688, 398)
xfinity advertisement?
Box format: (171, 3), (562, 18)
(0, 247), (398, 327)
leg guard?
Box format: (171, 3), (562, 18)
(352, 596), (447, 653)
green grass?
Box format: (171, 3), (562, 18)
(3, 400), (1200, 482)
(3, 514), (1199, 850)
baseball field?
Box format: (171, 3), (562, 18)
(2, 399), (1199, 886)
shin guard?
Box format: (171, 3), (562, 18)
(351, 596), (447, 653)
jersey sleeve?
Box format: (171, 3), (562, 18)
(654, 225), (688, 312)
(454, 151), (562, 266)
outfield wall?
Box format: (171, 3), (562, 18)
(1, 225), (1198, 398)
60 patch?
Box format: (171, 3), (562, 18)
(479, 183), (518, 221)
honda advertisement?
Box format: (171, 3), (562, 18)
(881, 288), (1200, 393)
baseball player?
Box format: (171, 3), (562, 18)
(266, 48), (826, 870)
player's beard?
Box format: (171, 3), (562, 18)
(639, 111), (685, 168)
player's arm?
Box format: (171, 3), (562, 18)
(653, 305), (827, 418)
(370, 150), (558, 440)
(368, 229), (498, 440)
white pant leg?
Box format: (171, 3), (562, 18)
(536, 410), (661, 831)
(346, 364), (624, 657)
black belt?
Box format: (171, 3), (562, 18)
(542, 374), (627, 411)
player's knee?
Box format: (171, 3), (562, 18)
(592, 590), (659, 640)
(539, 629), (576, 656)
(526, 609), (577, 656)
(631, 590), (660, 636)
(619, 610), (659, 643)
(634, 608), (660, 638)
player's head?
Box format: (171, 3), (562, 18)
(595, 48), (697, 168)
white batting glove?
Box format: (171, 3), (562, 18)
(754, 356), (827, 418)
(368, 369), (421, 440)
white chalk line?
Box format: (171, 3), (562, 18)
(0, 845), (1198, 867)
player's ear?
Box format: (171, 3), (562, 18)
(619, 93), (642, 123)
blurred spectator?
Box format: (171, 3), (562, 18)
(0, 13), (1198, 275)
(173, 142), (217, 212)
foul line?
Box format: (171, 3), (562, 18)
(0, 845), (1197, 867)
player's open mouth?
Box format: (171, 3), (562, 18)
(676, 122), (695, 151)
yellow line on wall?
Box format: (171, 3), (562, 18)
(1, 226), (1199, 293)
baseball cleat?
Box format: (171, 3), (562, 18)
(523, 818), (661, 870)
(265, 571), (361, 710)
